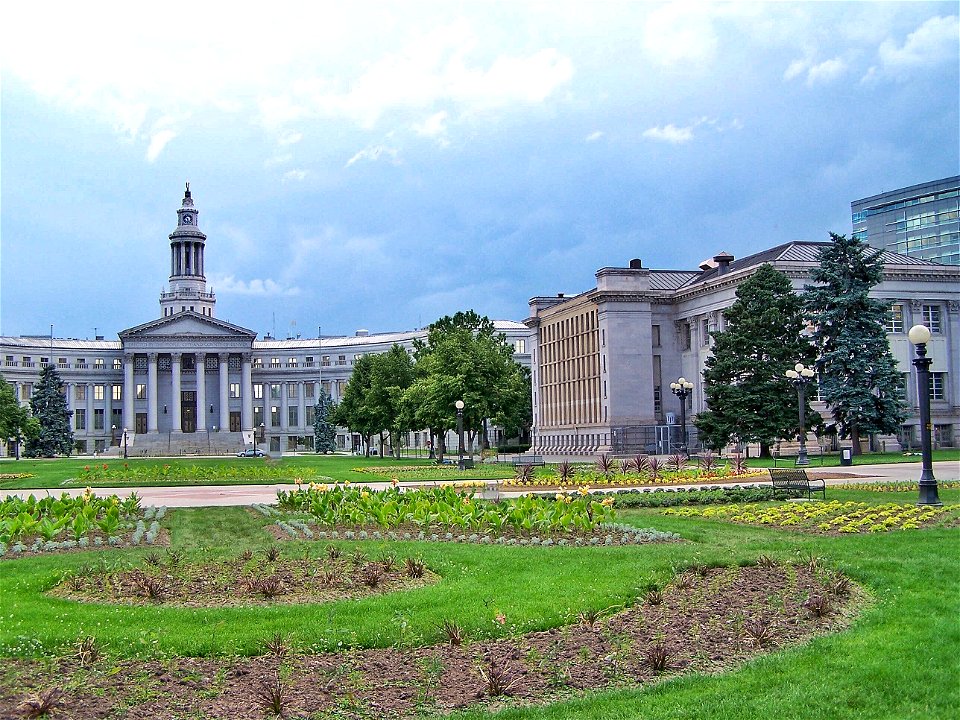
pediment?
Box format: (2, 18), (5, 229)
(119, 312), (256, 341)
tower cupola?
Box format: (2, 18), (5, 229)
(159, 182), (216, 318)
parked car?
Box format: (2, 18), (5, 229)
(237, 448), (265, 458)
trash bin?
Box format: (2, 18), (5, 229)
(840, 447), (853, 466)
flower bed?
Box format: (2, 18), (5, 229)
(832, 480), (960, 493)
(0, 491), (165, 557)
(663, 501), (952, 534)
(76, 463), (328, 485)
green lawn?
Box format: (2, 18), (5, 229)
(0, 487), (957, 718)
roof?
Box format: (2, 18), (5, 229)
(0, 337), (121, 350)
(648, 270), (701, 291)
(253, 320), (530, 350)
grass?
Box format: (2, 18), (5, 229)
(1, 487), (958, 718)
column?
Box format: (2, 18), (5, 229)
(104, 382), (112, 436)
(196, 354), (206, 432)
(298, 381), (306, 431)
(280, 382), (289, 431)
(219, 353), (230, 431)
(123, 354), (134, 433)
(147, 353), (158, 432)
(85, 383), (94, 438)
(66, 383), (75, 431)
(171, 353), (182, 432)
(241, 354), (253, 430)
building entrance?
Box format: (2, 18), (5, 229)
(229, 411), (241, 432)
(135, 413), (147, 434)
(181, 391), (197, 433)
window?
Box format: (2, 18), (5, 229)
(253, 357), (263, 369)
(75, 358), (87, 369)
(305, 356), (314, 367)
(271, 406), (280, 427)
(935, 424), (954, 448)
(206, 355), (220, 370)
(58, 357), (69, 369)
(514, 339), (526, 353)
(680, 323), (691, 350)
(94, 385), (105, 401)
(287, 357), (298, 367)
(22, 356), (33, 367)
(94, 358), (104, 369)
(270, 384), (281, 400)
(287, 384), (298, 399)
(885, 303), (904, 333)
(652, 325), (661, 348)
(337, 355), (346, 366)
(322, 355), (330, 367)
(4, 355), (13, 367)
(288, 406), (299, 426)
(158, 356), (172, 371)
(930, 373), (945, 401)
(134, 356), (147, 372)
(136, 384), (146, 400)
(254, 385), (264, 400)
(270, 357), (281, 368)
(253, 406), (264, 427)
(228, 356), (242, 371)
(336, 380), (346, 396)
(113, 358), (122, 370)
(40, 357), (49, 367)
(701, 319), (710, 346)
(75, 409), (86, 430)
(305, 384), (315, 398)
(75, 385), (87, 401)
(182, 355), (196, 371)
(21, 383), (32, 401)
(230, 383), (241, 399)
(306, 406), (316, 425)
(111, 408), (122, 427)
(321, 380), (332, 395)
(653, 386), (662, 415)
(921, 305), (942, 333)
(94, 409), (105, 430)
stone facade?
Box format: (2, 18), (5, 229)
(0, 186), (531, 456)
(527, 244), (960, 455)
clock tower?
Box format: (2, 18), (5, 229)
(159, 182), (216, 318)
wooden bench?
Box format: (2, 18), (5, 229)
(513, 454), (545, 467)
(768, 468), (826, 500)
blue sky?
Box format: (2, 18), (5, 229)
(1, 1), (957, 340)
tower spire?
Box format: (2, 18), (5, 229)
(160, 183), (215, 318)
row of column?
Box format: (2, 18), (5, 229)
(261, 380), (321, 432)
(123, 352), (253, 434)
(172, 241), (204, 277)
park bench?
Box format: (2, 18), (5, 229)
(768, 468), (826, 500)
(513, 454), (545, 467)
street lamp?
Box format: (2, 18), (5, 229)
(669, 378), (694, 456)
(908, 324), (941, 506)
(259, 422), (266, 454)
(455, 399), (465, 470)
(122, 427), (128, 459)
(785, 362), (816, 467)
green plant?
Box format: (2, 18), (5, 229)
(359, 564), (382, 588)
(404, 556), (426, 578)
(264, 632), (290, 659)
(595, 454), (615, 478)
(75, 635), (100, 667)
(555, 460), (574, 484)
(743, 616), (774, 648)
(440, 619), (465, 646)
(131, 571), (167, 602)
(251, 576), (284, 598)
(645, 589), (663, 606)
(514, 464), (535, 484)
(803, 594), (832, 618)
(644, 642), (672, 673)
(265, 545), (281, 563)
(476, 652), (519, 697)
(258, 672), (287, 717)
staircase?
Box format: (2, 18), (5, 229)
(125, 431), (248, 457)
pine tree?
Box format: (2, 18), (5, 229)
(694, 264), (816, 456)
(313, 389), (338, 454)
(804, 233), (906, 454)
(24, 365), (74, 457)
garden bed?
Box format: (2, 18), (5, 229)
(49, 545), (436, 608)
(1, 561), (858, 719)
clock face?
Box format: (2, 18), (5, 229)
(183, 214), (192, 224)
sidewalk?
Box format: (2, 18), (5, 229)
(1, 461), (955, 508)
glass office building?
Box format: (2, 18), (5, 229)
(852, 176), (960, 265)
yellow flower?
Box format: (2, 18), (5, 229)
(555, 493), (565, 501)
(600, 496), (614, 507)
(361, 490), (370, 498)
(345, 480), (351, 486)
(391, 478), (399, 486)
(577, 485), (590, 496)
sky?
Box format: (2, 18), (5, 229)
(1, 1), (957, 341)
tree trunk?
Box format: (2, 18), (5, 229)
(435, 429), (446, 464)
(850, 425), (862, 456)
(481, 420), (490, 451)
(364, 434), (371, 457)
(759, 441), (772, 459)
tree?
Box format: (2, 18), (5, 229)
(24, 365), (74, 458)
(803, 233), (906, 454)
(313, 389), (338, 454)
(694, 264), (816, 456)
(365, 345), (415, 458)
(331, 355), (378, 456)
(0, 375), (38, 459)
(405, 311), (532, 461)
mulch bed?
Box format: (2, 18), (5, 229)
(1, 563), (858, 719)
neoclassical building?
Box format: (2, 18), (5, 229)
(526, 244), (960, 455)
(1, 185), (531, 456)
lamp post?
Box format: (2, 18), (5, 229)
(785, 362), (816, 467)
(908, 324), (941, 506)
(122, 427), (128, 459)
(455, 399), (465, 470)
(259, 422), (266, 454)
(669, 378), (694, 456)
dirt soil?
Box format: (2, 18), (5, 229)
(1, 563), (857, 719)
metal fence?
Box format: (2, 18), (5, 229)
(610, 425), (700, 455)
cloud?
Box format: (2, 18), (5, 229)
(413, 110), (449, 145)
(784, 56), (847, 85)
(642, 124), (694, 144)
(264, 152), (293, 168)
(282, 169), (308, 182)
(208, 274), (301, 297)
(145, 129), (177, 162)
(869, 15), (959, 79)
(643, 3), (718, 67)
(278, 131), (303, 146)
(585, 131), (603, 142)
(345, 145), (400, 168)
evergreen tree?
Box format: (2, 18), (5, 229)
(803, 233), (906, 454)
(312, 389), (338, 454)
(24, 365), (74, 457)
(694, 264), (816, 456)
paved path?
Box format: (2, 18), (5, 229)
(1, 461), (956, 507)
